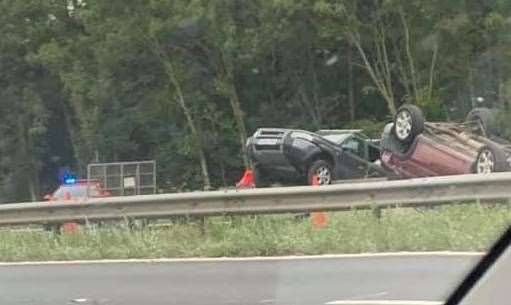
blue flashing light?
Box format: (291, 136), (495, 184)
(63, 177), (76, 185)
(59, 167), (77, 185)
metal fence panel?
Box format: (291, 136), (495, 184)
(87, 161), (156, 196)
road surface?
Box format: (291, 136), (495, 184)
(0, 254), (480, 305)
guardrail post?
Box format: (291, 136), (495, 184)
(372, 205), (382, 221)
(184, 215), (207, 235)
(198, 216), (206, 235)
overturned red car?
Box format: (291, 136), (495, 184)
(380, 105), (511, 178)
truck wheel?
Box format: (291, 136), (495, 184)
(393, 104), (424, 144)
(474, 144), (508, 174)
(466, 107), (498, 137)
(307, 160), (333, 185)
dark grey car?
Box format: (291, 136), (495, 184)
(246, 128), (386, 186)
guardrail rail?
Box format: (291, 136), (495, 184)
(1, 173), (511, 226)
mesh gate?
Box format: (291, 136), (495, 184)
(87, 161), (156, 196)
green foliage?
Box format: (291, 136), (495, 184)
(0, 204), (509, 261)
(496, 109), (511, 139)
(344, 119), (387, 138)
(0, 0), (510, 199)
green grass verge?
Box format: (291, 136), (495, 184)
(1, 203), (510, 262)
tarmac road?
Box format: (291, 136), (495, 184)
(0, 254), (481, 305)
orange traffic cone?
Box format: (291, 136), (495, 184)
(62, 191), (79, 233)
(236, 169), (255, 188)
(310, 174), (328, 228)
(311, 212), (328, 228)
(62, 222), (79, 233)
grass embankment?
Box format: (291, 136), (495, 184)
(1, 204), (510, 262)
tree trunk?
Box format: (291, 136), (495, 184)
(392, 44), (412, 101)
(150, 37), (211, 190)
(310, 54), (323, 126)
(428, 42), (438, 103)
(400, 10), (420, 103)
(297, 85), (321, 128)
(28, 179), (37, 202)
(347, 45), (356, 121)
(18, 118), (38, 201)
(499, 81), (507, 109)
(349, 32), (397, 115)
(164, 61), (212, 190)
(228, 87), (250, 168)
(221, 52), (250, 168)
(61, 102), (83, 171)
(469, 69), (476, 108)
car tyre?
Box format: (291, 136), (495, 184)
(466, 107), (498, 137)
(307, 160), (333, 185)
(393, 104), (424, 144)
(473, 143), (508, 174)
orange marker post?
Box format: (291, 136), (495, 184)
(62, 222), (79, 233)
(310, 174), (328, 228)
(62, 191), (79, 233)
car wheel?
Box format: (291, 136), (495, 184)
(465, 107), (498, 137)
(393, 104), (424, 144)
(474, 144), (508, 174)
(307, 160), (333, 185)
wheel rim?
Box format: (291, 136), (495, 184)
(314, 166), (331, 185)
(395, 110), (413, 140)
(476, 149), (495, 174)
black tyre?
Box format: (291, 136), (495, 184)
(307, 160), (333, 185)
(393, 104), (425, 144)
(253, 165), (270, 188)
(473, 143), (508, 174)
(465, 107), (498, 137)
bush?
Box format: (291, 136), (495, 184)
(344, 119), (387, 138)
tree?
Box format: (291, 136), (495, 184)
(0, 0), (510, 200)
(0, 0), (63, 201)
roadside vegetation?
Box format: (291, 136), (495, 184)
(1, 1), (511, 201)
(1, 203), (510, 262)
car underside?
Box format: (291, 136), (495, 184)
(381, 105), (511, 179)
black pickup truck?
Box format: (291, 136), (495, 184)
(246, 128), (386, 186)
